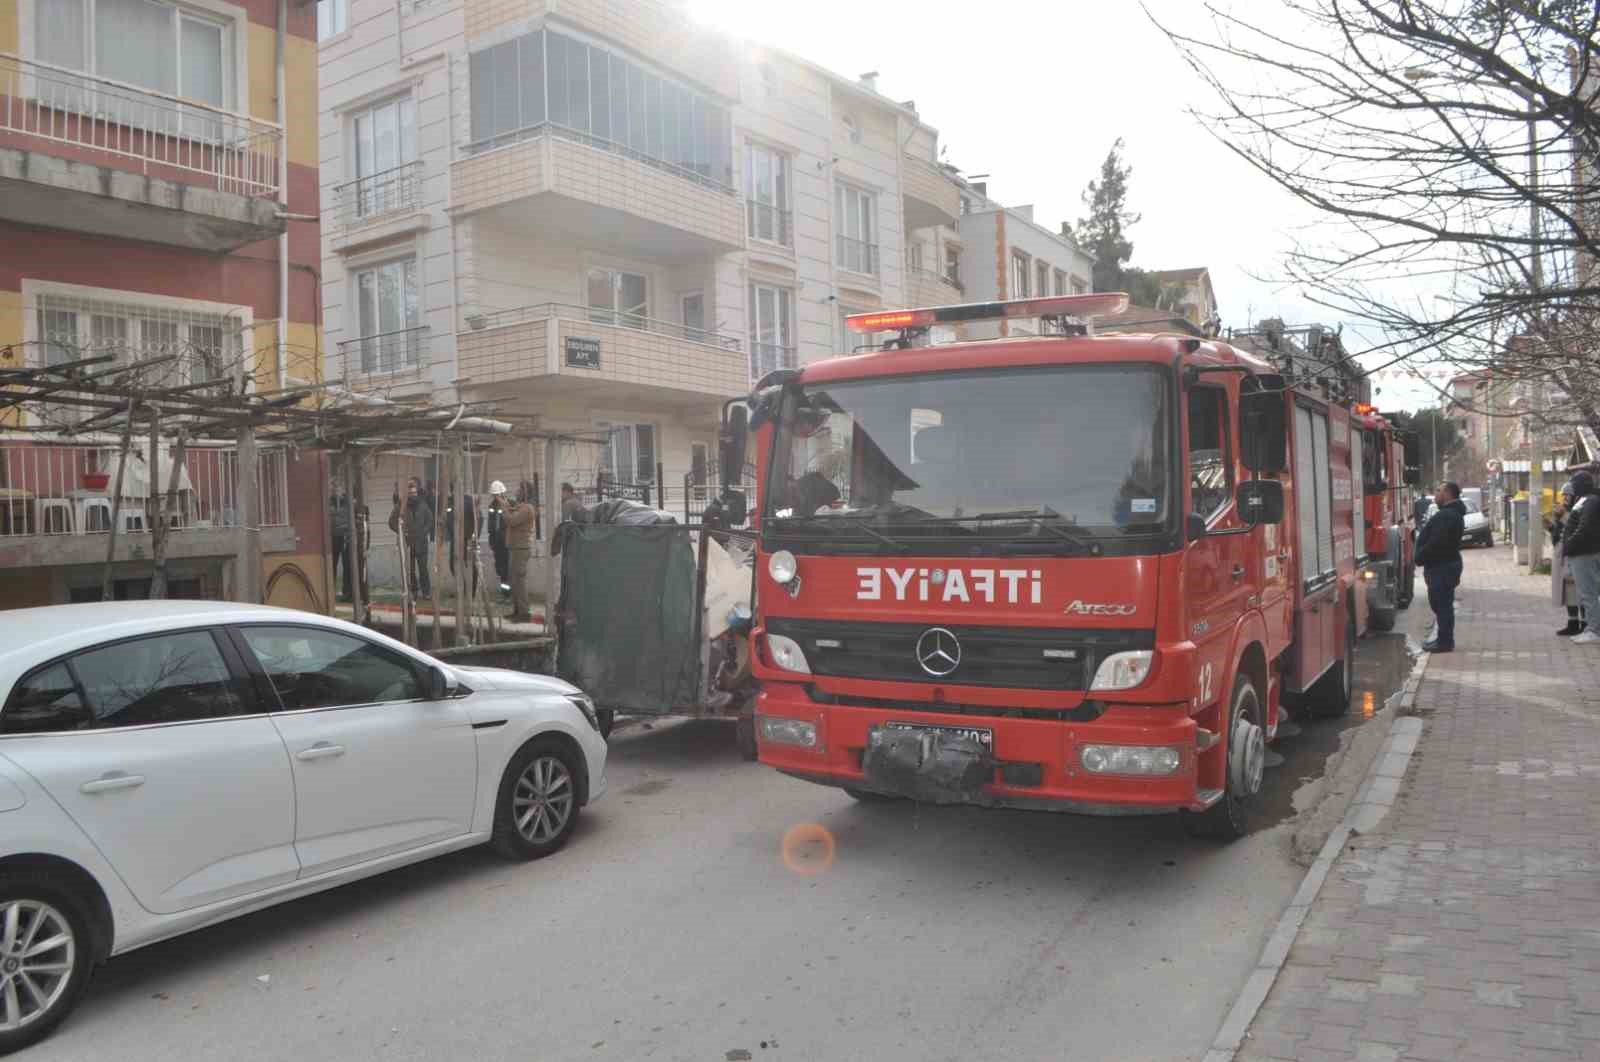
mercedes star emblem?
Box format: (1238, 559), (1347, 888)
(915, 627), (961, 677)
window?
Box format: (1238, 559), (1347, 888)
(2, 663), (90, 734)
(1071, 276), (1088, 296)
(835, 184), (877, 275)
(316, 0), (346, 39)
(759, 62), (778, 98)
(467, 29), (731, 187)
(70, 630), (245, 727)
(352, 96), (417, 218)
(907, 242), (924, 272)
(749, 283), (794, 380)
(681, 292), (705, 342)
(353, 259), (421, 372)
(944, 245), (961, 286)
(240, 626), (421, 710)
(587, 268), (648, 328)
(1011, 251), (1031, 298)
(39, 0), (232, 118)
(841, 113), (861, 144)
(34, 293), (239, 382)
(1362, 429), (1387, 495)
(1187, 388), (1232, 520)
(1036, 261), (1050, 301)
(597, 421), (656, 485)
(746, 142), (791, 245)
(690, 441), (710, 501)
(1053, 269), (1068, 297)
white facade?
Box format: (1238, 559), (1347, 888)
(316, 0), (962, 586)
(955, 191), (1094, 339)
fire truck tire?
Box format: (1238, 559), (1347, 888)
(1182, 673), (1264, 842)
(735, 714), (758, 761)
(1309, 617), (1357, 717)
(1370, 606), (1396, 632)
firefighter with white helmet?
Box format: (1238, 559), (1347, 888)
(486, 480), (511, 596)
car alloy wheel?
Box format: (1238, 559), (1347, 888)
(512, 755), (575, 845)
(0, 900), (76, 1033)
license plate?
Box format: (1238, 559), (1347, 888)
(872, 721), (994, 749)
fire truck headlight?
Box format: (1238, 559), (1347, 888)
(765, 633), (812, 674)
(1081, 744), (1183, 776)
(758, 715), (817, 747)
(1089, 650), (1154, 691)
(768, 550), (799, 586)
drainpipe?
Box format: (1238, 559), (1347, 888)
(276, 0), (289, 392)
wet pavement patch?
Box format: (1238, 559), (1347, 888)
(623, 779), (672, 796)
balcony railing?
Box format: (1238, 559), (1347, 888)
(836, 235), (880, 277)
(333, 161), (424, 228)
(470, 303), (742, 350)
(749, 341), (797, 382)
(907, 264), (964, 296)
(0, 441), (289, 540)
(747, 201), (793, 247)
(0, 53), (283, 198)
(463, 121), (736, 196)
(337, 326), (431, 377)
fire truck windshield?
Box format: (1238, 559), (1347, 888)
(765, 364), (1172, 552)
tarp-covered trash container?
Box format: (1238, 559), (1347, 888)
(556, 524), (700, 712)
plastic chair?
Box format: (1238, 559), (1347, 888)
(36, 499), (73, 535)
(76, 496), (112, 534)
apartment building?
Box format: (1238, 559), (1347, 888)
(0, 0), (328, 609)
(317, 0), (962, 583)
(953, 185), (1093, 339)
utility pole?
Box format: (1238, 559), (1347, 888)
(1525, 90), (1546, 571)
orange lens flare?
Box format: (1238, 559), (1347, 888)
(781, 822), (836, 875)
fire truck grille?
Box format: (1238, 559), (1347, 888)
(765, 619), (1155, 691)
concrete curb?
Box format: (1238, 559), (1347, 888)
(1201, 649), (1433, 1062)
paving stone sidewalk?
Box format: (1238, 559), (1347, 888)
(1238, 545), (1600, 1062)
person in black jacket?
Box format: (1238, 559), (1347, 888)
(1415, 481), (1467, 652)
(1563, 470), (1600, 644)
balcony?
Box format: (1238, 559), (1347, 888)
(0, 53), (285, 253)
(901, 154), (960, 230)
(330, 162), (427, 254)
(906, 267), (964, 308)
(335, 326), (433, 391)
(456, 302), (747, 401)
(452, 126), (744, 256)
(463, 0), (740, 99)
(0, 440), (293, 568)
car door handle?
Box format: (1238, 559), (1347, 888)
(1232, 565), (1247, 581)
(295, 743), (346, 762)
(80, 772), (145, 795)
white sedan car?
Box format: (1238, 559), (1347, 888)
(0, 601), (606, 1051)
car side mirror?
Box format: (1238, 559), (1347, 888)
(1403, 465), (1422, 487)
(1237, 480), (1285, 525)
(426, 665), (453, 701)
(1186, 513), (1208, 542)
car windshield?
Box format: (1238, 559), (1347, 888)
(764, 365), (1171, 548)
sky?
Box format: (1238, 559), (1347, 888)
(685, 0), (1445, 411)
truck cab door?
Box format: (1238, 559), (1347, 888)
(1183, 384), (1252, 716)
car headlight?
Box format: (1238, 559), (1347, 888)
(765, 633), (811, 674)
(759, 715), (817, 747)
(768, 549), (798, 585)
(1089, 650), (1154, 691)
(566, 693), (601, 732)
(1081, 744), (1182, 776)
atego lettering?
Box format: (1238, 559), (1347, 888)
(857, 567), (1042, 605)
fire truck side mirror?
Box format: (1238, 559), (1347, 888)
(1237, 480), (1285, 525)
(720, 403), (749, 493)
(1401, 432), (1422, 485)
(1186, 513), (1209, 542)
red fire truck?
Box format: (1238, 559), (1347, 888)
(717, 293), (1370, 839)
(1350, 406), (1420, 632)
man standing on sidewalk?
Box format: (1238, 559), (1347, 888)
(504, 482), (536, 623)
(1416, 480), (1466, 653)
(1563, 470), (1600, 645)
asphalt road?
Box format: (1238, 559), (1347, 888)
(28, 634), (1416, 1062)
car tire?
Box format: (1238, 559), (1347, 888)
(1182, 673), (1265, 842)
(490, 739), (583, 861)
(0, 874), (96, 1055)
(1370, 606), (1396, 632)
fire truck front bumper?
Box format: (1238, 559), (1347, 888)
(754, 685), (1212, 815)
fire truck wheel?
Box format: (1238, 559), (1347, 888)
(1370, 606), (1397, 632)
(1183, 673), (1264, 842)
(1309, 617), (1357, 717)
(735, 715), (758, 761)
